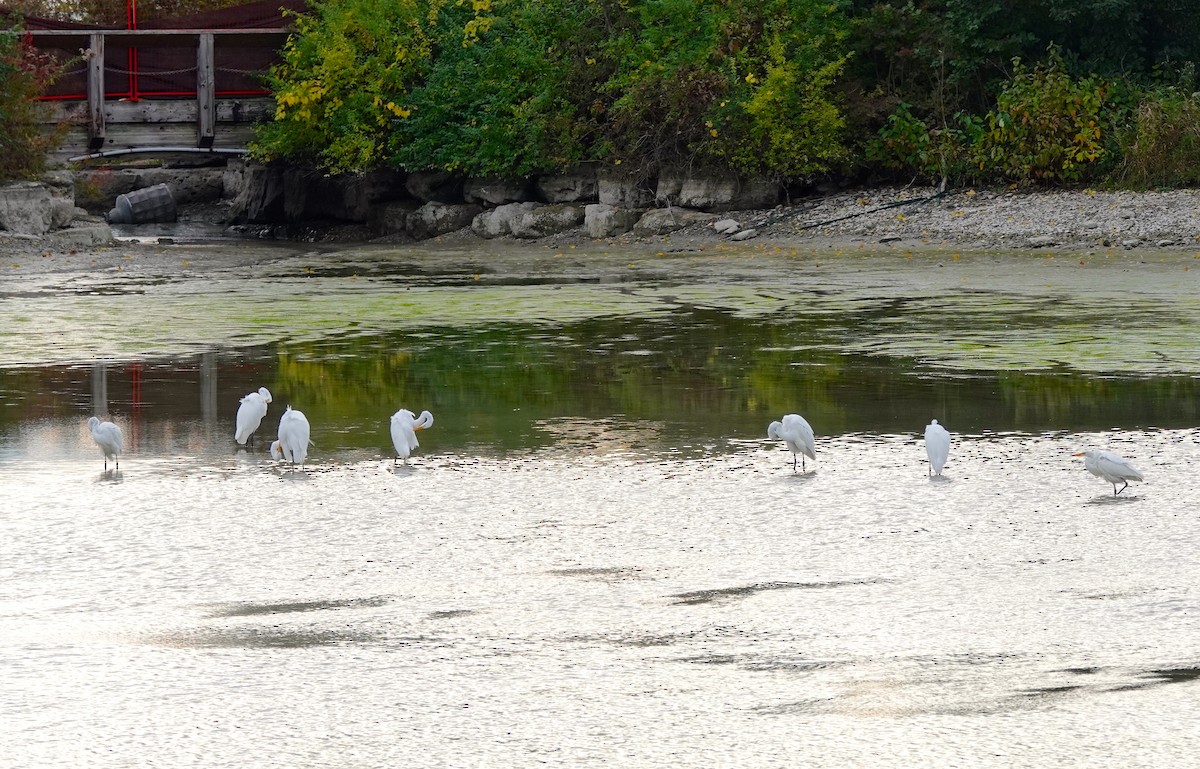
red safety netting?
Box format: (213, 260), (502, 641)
(6, 0), (306, 100)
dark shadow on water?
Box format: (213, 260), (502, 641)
(547, 566), (645, 582)
(427, 609), (477, 620)
(202, 595), (391, 618)
(668, 579), (880, 606)
(95, 469), (123, 484)
(145, 626), (375, 649)
(1085, 493), (1144, 506)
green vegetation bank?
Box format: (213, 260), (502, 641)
(7, 0), (1200, 189)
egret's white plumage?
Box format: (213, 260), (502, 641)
(767, 413), (816, 472)
(87, 416), (123, 470)
(1074, 449), (1143, 495)
(275, 406), (311, 465)
(234, 387), (272, 445)
(390, 409), (434, 462)
(924, 419), (951, 476)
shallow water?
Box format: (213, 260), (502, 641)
(2, 242), (1199, 768)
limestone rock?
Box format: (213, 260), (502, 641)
(50, 197), (78, 229)
(0, 182), (53, 236)
(472, 202), (542, 239)
(730, 228), (758, 241)
(712, 218), (740, 234)
(464, 177), (531, 206)
(536, 168), (600, 203)
(407, 202), (483, 240)
(511, 204), (586, 238)
(1027, 235), (1059, 248)
(370, 200), (419, 236)
(585, 203), (641, 238)
(406, 171), (463, 203)
(657, 173), (781, 211)
(598, 174), (655, 208)
(134, 168), (225, 204)
(227, 163), (286, 223)
(632, 207), (717, 237)
(46, 221), (114, 248)
(74, 170), (138, 213)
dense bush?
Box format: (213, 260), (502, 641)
(0, 27), (65, 182)
(255, 0), (852, 179)
(974, 50), (1114, 182)
(244, 0), (1200, 188)
(251, 0), (445, 173)
(387, 0), (623, 176)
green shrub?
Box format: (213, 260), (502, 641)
(388, 0), (622, 177)
(250, 0), (445, 174)
(602, 0), (851, 178)
(1114, 79), (1200, 188)
(974, 48), (1113, 183)
(0, 26), (66, 182)
(866, 102), (983, 183)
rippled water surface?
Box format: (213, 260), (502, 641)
(2, 241), (1199, 768)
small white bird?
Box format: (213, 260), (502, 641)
(273, 406), (311, 466)
(234, 387), (272, 445)
(1074, 449), (1144, 495)
(767, 413), (816, 472)
(390, 409), (434, 463)
(87, 416), (123, 470)
(925, 419), (951, 476)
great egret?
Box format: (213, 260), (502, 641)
(274, 406), (311, 466)
(767, 413), (816, 472)
(1074, 449), (1143, 495)
(234, 387), (272, 445)
(87, 416), (123, 470)
(390, 409), (434, 463)
(925, 419), (951, 476)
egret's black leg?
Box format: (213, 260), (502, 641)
(1116, 480), (1129, 495)
(792, 453), (797, 473)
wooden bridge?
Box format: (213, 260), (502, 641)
(15, 1), (301, 161)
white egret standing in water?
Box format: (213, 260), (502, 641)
(87, 416), (123, 470)
(273, 406), (311, 466)
(390, 409), (434, 463)
(1074, 449), (1143, 495)
(767, 414), (816, 472)
(924, 419), (951, 476)
(234, 387), (272, 445)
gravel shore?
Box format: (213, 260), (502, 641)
(758, 185), (1200, 251)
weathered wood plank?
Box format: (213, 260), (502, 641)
(197, 33), (216, 147)
(87, 32), (105, 149)
(54, 123), (259, 156)
(46, 97), (274, 124)
(24, 29), (289, 49)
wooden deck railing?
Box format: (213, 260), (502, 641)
(23, 28), (289, 156)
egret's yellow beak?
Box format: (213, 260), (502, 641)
(414, 425), (425, 431)
(1071, 451), (1085, 456)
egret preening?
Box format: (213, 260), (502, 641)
(1074, 449), (1143, 495)
(87, 416), (123, 470)
(767, 414), (816, 472)
(274, 406), (311, 466)
(234, 387), (272, 445)
(390, 409), (434, 463)
(925, 419), (951, 476)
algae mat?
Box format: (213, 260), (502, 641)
(2, 242), (1197, 374)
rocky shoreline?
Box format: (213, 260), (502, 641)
(6, 169), (1200, 265)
